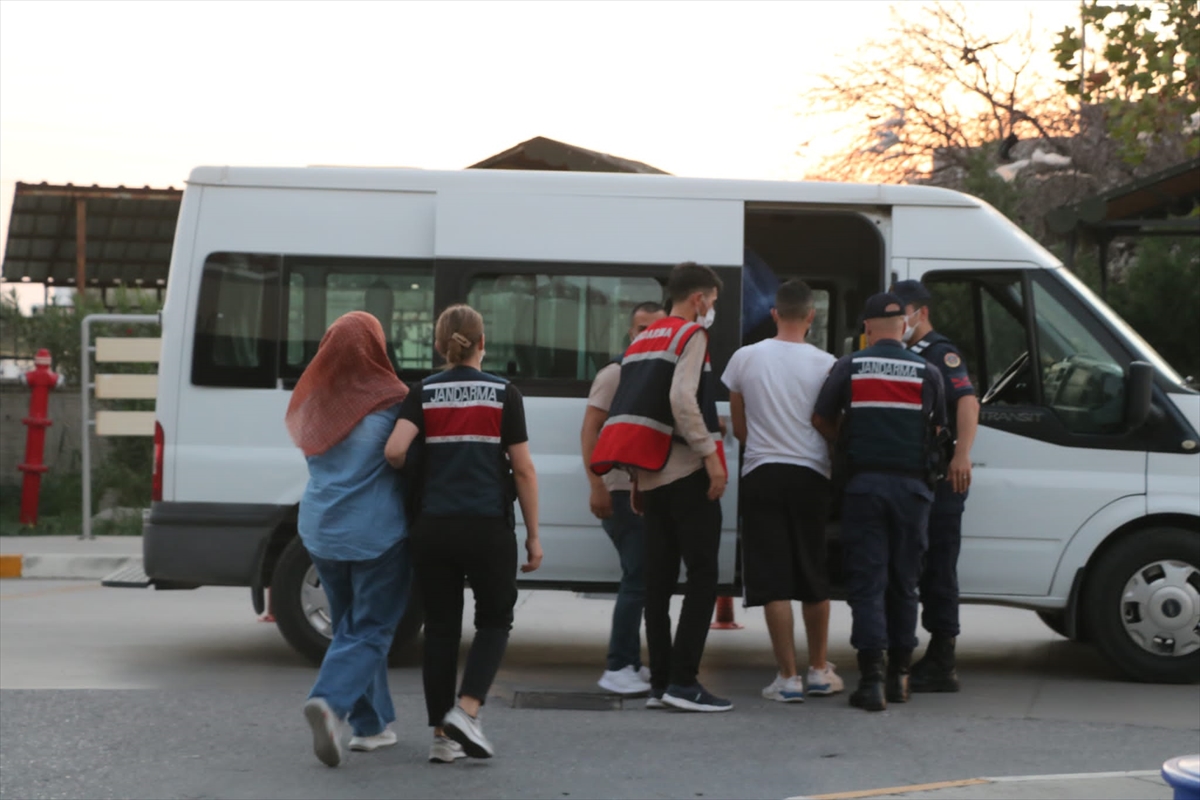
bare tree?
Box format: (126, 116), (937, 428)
(800, 3), (1076, 184)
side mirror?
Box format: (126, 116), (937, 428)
(1125, 361), (1154, 430)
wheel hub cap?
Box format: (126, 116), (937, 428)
(300, 565), (333, 640)
(1120, 559), (1200, 657)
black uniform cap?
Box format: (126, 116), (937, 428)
(861, 292), (906, 321)
(890, 280), (932, 305)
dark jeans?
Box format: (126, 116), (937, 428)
(920, 481), (967, 638)
(642, 467), (722, 689)
(841, 472), (932, 653)
(601, 490), (646, 672)
(308, 538), (412, 737)
(410, 516), (518, 727)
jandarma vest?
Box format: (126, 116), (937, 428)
(591, 316), (726, 476)
(417, 367), (515, 519)
(842, 343), (933, 476)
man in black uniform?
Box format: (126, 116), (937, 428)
(813, 292), (946, 712)
(891, 279), (980, 693)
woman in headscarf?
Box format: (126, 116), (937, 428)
(385, 303), (542, 763)
(285, 311), (411, 768)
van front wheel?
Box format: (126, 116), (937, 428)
(1085, 527), (1200, 684)
(271, 536), (424, 667)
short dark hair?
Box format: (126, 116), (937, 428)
(630, 301), (664, 323)
(666, 262), (724, 304)
(774, 279), (814, 321)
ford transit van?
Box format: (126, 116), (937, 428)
(141, 166), (1199, 683)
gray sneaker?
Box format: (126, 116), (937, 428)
(442, 706), (494, 759)
(429, 735), (467, 763)
(303, 697), (345, 767)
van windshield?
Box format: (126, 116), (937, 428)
(1052, 267), (1189, 388)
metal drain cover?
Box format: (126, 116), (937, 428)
(511, 690), (624, 711)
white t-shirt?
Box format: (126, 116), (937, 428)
(720, 338), (837, 479)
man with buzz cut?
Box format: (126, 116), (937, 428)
(591, 262), (732, 713)
(721, 280), (844, 704)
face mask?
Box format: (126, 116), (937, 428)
(700, 305), (716, 330)
(901, 313), (918, 344)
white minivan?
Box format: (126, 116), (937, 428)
(140, 165), (1200, 684)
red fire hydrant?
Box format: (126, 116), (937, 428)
(18, 349), (65, 526)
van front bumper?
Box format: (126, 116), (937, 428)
(143, 501), (291, 586)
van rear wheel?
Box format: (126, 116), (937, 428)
(1085, 527), (1200, 684)
(271, 536), (423, 667)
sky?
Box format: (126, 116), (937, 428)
(0, 0), (1083, 309)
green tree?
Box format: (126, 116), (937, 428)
(1053, 0), (1200, 164)
(1109, 237), (1200, 381)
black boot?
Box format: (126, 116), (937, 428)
(886, 649), (912, 703)
(849, 650), (887, 712)
(910, 635), (960, 693)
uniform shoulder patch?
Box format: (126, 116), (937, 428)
(944, 352), (962, 369)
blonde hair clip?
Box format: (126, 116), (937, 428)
(451, 332), (472, 348)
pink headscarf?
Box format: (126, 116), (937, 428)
(285, 311), (408, 457)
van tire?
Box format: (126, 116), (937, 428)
(271, 536), (424, 667)
(1085, 527), (1200, 684)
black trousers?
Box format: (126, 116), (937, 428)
(410, 515), (518, 727)
(642, 467), (723, 689)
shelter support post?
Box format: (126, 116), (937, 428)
(74, 198), (87, 298)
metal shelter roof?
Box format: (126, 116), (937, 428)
(1, 182), (183, 288)
(1046, 157), (1200, 239)
(467, 136), (670, 174)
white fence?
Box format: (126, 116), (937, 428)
(81, 313), (160, 540)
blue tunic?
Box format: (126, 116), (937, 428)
(298, 407), (407, 562)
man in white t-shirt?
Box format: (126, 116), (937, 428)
(721, 280), (845, 703)
(580, 301), (666, 696)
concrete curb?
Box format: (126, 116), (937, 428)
(0, 553), (141, 580)
(789, 769), (1167, 800)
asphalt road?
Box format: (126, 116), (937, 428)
(1, 579), (1197, 800)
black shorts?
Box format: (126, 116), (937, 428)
(741, 463), (831, 606)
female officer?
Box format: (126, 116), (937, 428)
(285, 311), (412, 768)
(385, 303), (542, 762)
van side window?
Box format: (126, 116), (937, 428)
(282, 258), (436, 383)
(466, 274), (663, 381)
(192, 253), (281, 388)
(1030, 275), (1126, 434)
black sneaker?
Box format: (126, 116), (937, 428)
(645, 689), (667, 709)
(662, 683), (733, 712)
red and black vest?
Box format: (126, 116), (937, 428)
(590, 316), (726, 476)
(416, 367), (514, 519)
(843, 343), (932, 476)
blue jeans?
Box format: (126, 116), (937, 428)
(601, 491), (645, 672)
(308, 538), (412, 737)
(841, 473), (932, 653)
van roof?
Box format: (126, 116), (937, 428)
(185, 166), (980, 209)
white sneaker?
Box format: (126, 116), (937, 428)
(429, 735), (466, 763)
(349, 726), (397, 752)
(442, 706), (494, 759)
(638, 666), (651, 683)
(303, 697), (345, 768)
(762, 674), (806, 703)
(806, 662), (845, 696)
(598, 665), (652, 696)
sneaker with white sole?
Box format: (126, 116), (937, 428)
(303, 697), (345, 768)
(442, 706), (494, 759)
(598, 665), (652, 696)
(638, 666), (651, 683)
(806, 662), (845, 696)
(645, 689), (667, 709)
(349, 726), (397, 752)
(662, 683), (733, 712)
(429, 735), (467, 763)
(762, 674), (806, 703)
